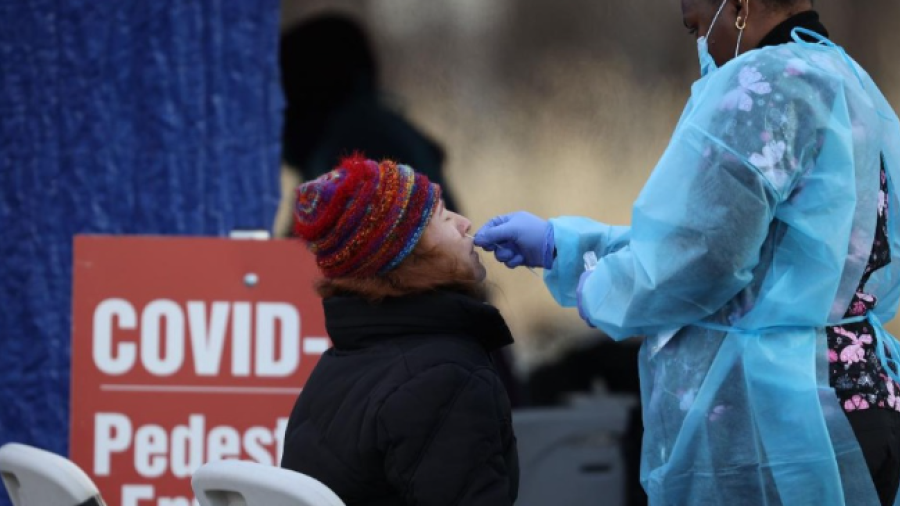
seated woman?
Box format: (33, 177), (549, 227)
(281, 155), (519, 506)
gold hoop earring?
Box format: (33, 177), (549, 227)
(736, 0), (749, 30)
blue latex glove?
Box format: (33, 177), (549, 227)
(474, 212), (554, 269)
(576, 270), (596, 328)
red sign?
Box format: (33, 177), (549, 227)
(70, 236), (327, 506)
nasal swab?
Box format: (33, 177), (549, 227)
(467, 234), (540, 277)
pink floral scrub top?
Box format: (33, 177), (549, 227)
(828, 161), (899, 413)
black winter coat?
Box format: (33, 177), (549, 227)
(281, 290), (519, 506)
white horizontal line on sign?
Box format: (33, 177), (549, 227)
(100, 384), (304, 395)
(303, 337), (330, 354)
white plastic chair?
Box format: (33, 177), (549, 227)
(192, 460), (345, 506)
(0, 443), (105, 506)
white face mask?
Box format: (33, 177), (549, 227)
(697, 0), (729, 77)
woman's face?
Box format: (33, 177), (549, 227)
(421, 200), (487, 282)
(682, 0), (741, 67)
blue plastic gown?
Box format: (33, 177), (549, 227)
(545, 31), (900, 505)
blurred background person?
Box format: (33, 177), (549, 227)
(276, 13), (460, 238)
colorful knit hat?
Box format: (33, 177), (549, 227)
(293, 155), (442, 278)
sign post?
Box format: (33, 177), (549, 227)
(70, 236), (326, 506)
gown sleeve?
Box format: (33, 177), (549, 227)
(547, 51), (835, 339)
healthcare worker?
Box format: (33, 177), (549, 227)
(476, 1), (900, 505)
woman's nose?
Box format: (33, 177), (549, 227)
(457, 215), (472, 235)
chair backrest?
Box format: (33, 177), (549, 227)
(512, 395), (637, 506)
(192, 460), (345, 506)
(0, 443), (104, 506)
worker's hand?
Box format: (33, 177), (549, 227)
(474, 211), (554, 269)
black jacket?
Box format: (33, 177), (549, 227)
(281, 290), (519, 506)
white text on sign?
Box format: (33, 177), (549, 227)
(94, 413), (288, 478)
(92, 299), (310, 377)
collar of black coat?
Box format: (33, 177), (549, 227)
(323, 290), (514, 352)
(757, 10), (829, 49)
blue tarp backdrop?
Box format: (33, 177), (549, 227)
(0, 1), (283, 502)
